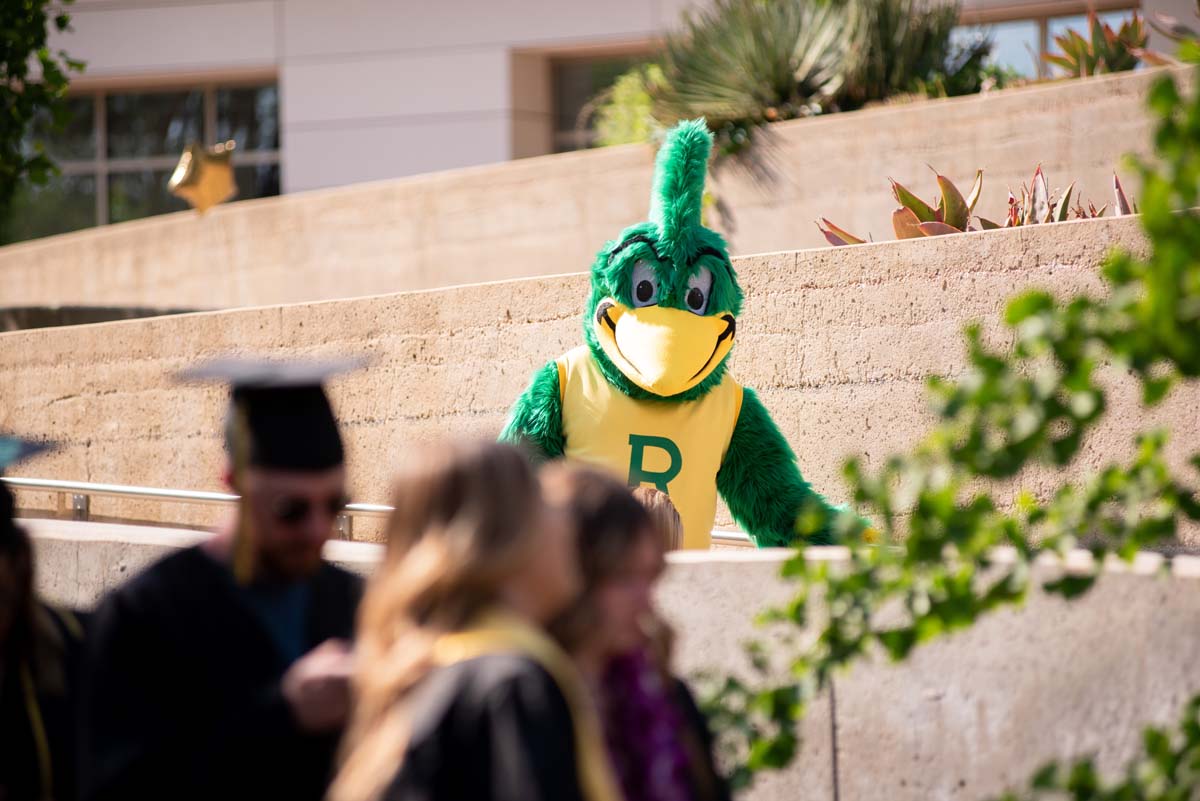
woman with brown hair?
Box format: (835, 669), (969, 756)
(329, 441), (620, 801)
(544, 466), (730, 801)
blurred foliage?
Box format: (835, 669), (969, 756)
(649, 0), (848, 156)
(915, 30), (1021, 98)
(594, 64), (665, 147)
(0, 0), (84, 220)
(837, 0), (989, 109)
(993, 695), (1200, 801)
(594, 0), (1010, 157)
(704, 57), (1200, 794)
(1044, 11), (1149, 77)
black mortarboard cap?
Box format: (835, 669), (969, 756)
(178, 357), (364, 472)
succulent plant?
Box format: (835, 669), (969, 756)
(979, 165), (1073, 228)
(818, 166), (1136, 246)
(1075, 173), (1137, 218)
(979, 167), (1135, 228)
(818, 168), (983, 245)
(1043, 11), (1148, 77)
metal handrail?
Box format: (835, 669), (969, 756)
(2, 476), (752, 546)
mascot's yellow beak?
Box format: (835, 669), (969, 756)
(594, 300), (736, 397)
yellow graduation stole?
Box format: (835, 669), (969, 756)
(432, 610), (620, 801)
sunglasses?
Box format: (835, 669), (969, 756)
(270, 494), (350, 525)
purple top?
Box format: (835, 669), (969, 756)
(599, 649), (696, 801)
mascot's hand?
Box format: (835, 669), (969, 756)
(792, 501), (879, 545)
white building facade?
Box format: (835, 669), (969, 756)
(13, 0), (1182, 242)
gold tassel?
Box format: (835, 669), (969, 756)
(229, 402), (256, 584)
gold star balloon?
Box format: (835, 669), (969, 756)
(168, 140), (238, 213)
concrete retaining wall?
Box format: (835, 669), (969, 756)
(28, 520), (1200, 801)
(4, 215), (1199, 543)
(0, 68), (1187, 312)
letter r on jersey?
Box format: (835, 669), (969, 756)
(627, 434), (683, 493)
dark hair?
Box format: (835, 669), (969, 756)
(542, 465), (655, 651)
(0, 483), (36, 656)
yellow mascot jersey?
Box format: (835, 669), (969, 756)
(557, 345), (744, 550)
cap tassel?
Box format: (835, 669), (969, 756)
(229, 402), (256, 585)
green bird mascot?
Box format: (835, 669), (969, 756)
(501, 120), (843, 549)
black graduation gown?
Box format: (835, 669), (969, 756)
(80, 545), (362, 801)
(672, 679), (733, 801)
(382, 653), (587, 801)
(0, 604), (85, 801)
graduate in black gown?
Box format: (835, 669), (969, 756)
(544, 466), (731, 801)
(80, 358), (365, 801)
(0, 436), (86, 801)
(330, 441), (621, 801)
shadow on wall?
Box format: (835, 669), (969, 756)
(0, 306), (195, 332)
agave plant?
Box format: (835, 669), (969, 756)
(976, 166), (1073, 228)
(980, 167), (1135, 227)
(651, 0), (849, 155)
(818, 168), (984, 245)
(1043, 11), (1148, 76)
(838, 0), (996, 108)
(1072, 174), (1137, 218)
(819, 167), (1135, 246)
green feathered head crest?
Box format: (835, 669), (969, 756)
(583, 119), (744, 403)
(649, 119), (712, 266)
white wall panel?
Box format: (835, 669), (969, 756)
(282, 113), (510, 191)
(281, 0), (657, 59)
(282, 47), (509, 125)
(50, 1), (279, 76)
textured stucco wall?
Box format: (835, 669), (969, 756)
(5, 215), (1197, 543)
(27, 521), (1200, 801)
(0, 68), (1187, 312)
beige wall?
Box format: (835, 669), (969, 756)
(1, 68), (1186, 312)
(5, 215), (1198, 543)
(28, 520), (1200, 801)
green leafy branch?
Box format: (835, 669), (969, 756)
(706, 60), (1200, 794)
(993, 695), (1200, 801)
(0, 0), (85, 218)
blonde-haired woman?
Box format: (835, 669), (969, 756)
(330, 441), (620, 801)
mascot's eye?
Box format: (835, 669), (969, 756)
(685, 266), (713, 315)
(630, 261), (659, 308)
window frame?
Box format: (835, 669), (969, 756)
(544, 43), (659, 154)
(53, 75), (281, 227)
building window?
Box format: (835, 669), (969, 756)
(551, 54), (651, 153)
(5, 82), (280, 244)
(954, 7), (1138, 79)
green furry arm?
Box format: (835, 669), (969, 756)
(716, 388), (840, 547)
(499, 361), (564, 463)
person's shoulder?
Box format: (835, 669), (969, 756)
(38, 601), (85, 643)
(313, 560), (365, 611)
(422, 653), (568, 725)
(315, 559), (364, 590)
(98, 545), (215, 612)
(463, 652), (558, 693)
